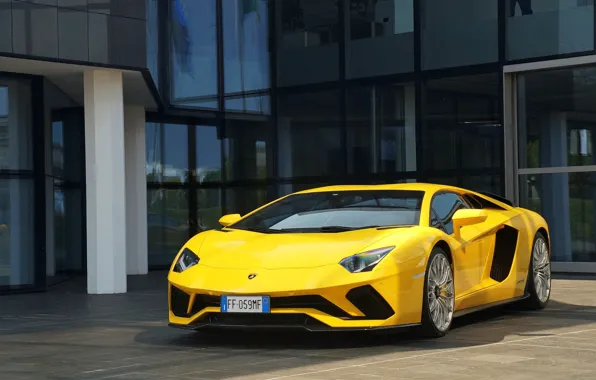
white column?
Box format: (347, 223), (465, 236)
(84, 70), (127, 294)
(124, 105), (148, 276)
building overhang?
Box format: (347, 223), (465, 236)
(0, 54), (160, 111)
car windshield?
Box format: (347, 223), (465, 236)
(228, 190), (424, 233)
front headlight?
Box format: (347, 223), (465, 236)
(173, 248), (200, 273)
(339, 246), (395, 273)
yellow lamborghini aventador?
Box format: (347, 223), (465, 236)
(167, 183), (551, 337)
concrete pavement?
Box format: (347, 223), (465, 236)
(1, 272), (596, 379)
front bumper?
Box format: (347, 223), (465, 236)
(167, 264), (425, 331)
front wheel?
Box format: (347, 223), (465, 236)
(419, 247), (455, 338)
(520, 231), (551, 310)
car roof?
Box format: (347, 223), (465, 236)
(295, 182), (460, 194)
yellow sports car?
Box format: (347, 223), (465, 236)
(168, 183), (551, 337)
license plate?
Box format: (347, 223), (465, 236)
(220, 296), (270, 313)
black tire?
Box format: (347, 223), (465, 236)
(519, 231), (551, 310)
(418, 246), (454, 338)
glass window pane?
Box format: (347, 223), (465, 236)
(145, 122), (162, 182)
(226, 186), (269, 216)
(0, 80), (32, 170)
(225, 93), (271, 115)
(170, 0), (218, 109)
(0, 179), (34, 289)
(197, 188), (223, 232)
(0, 0), (12, 53)
(346, 83), (416, 174)
(58, 7), (88, 61)
(519, 172), (596, 262)
(507, 1), (594, 61)
(224, 119), (268, 181)
(430, 192), (469, 234)
(421, 0), (498, 70)
(347, 0), (414, 78)
(147, 189), (189, 267)
(278, 90), (342, 178)
(164, 123), (189, 183)
(223, 0), (270, 94)
(12, 1), (59, 58)
(196, 125), (222, 183)
(517, 66), (596, 169)
(276, 0), (339, 86)
(422, 74), (501, 173)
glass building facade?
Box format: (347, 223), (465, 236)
(2, 0), (596, 293)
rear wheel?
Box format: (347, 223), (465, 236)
(419, 247), (455, 338)
(520, 231), (551, 310)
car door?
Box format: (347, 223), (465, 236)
(430, 192), (497, 298)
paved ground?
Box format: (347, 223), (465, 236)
(1, 272), (596, 380)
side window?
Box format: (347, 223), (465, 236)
(430, 192), (469, 234)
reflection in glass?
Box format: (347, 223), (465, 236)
(507, 1), (594, 60)
(170, 0), (218, 109)
(223, 0), (269, 95)
(278, 90), (342, 178)
(196, 125), (222, 183)
(461, 175), (501, 194)
(145, 123), (189, 183)
(197, 188), (222, 232)
(346, 84), (416, 174)
(423, 74), (501, 174)
(147, 189), (190, 267)
(519, 172), (596, 262)
(226, 186), (269, 216)
(225, 94), (271, 115)
(49, 183), (84, 284)
(0, 81), (32, 170)
(0, 179), (34, 288)
(347, 0), (414, 78)
(421, 0), (498, 70)
(276, 0), (339, 86)
(517, 66), (596, 169)
(225, 119), (268, 181)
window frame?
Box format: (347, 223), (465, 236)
(428, 190), (475, 234)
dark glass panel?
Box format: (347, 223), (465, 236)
(146, 0), (159, 86)
(224, 119), (268, 181)
(0, 80), (33, 170)
(0, 0), (11, 53)
(88, 0), (146, 19)
(12, 1), (59, 58)
(421, 0), (498, 70)
(276, 0), (339, 86)
(88, 11), (109, 64)
(346, 83), (417, 175)
(223, 0), (270, 95)
(507, 1), (594, 61)
(0, 179), (34, 289)
(147, 189), (189, 267)
(520, 172), (596, 262)
(108, 16), (146, 67)
(347, 0), (414, 78)
(422, 73), (501, 173)
(517, 66), (596, 169)
(196, 188), (223, 232)
(58, 7), (88, 61)
(170, 0), (218, 109)
(195, 125), (222, 184)
(277, 89), (342, 178)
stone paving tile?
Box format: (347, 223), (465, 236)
(2, 273), (596, 380)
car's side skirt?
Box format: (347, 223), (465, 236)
(453, 294), (529, 318)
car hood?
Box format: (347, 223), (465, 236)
(186, 227), (417, 270)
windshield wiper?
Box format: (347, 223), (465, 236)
(317, 226), (357, 232)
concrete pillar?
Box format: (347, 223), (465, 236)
(124, 105), (148, 276)
(84, 70), (127, 294)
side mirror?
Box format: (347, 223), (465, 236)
(218, 214), (242, 227)
(452, 209), (488, 239)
